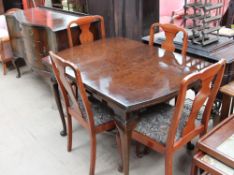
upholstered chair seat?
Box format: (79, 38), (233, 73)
(77, 95), (115, 126)
(134, 99), (204, 145)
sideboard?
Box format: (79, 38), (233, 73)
(5, 6), (105, 76)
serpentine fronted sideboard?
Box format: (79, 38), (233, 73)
(5, 6), (106, 76)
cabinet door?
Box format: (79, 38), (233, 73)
(22, 25), (49, 71)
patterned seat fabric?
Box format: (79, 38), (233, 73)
(134, 99), (204, 145)
(77, 94), (114, 126)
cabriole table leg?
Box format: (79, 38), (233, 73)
(51, 78), (67, 136)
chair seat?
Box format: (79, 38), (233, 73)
(78, 95), (114, 127)
(134, 99), (204, 145)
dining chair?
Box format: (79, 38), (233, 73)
(67, 15), (105, 48)
(149, 23), (188, 56)
(49, 51), (115, 175)
(129, 59), (226, 175)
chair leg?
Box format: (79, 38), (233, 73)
(89, 134), (96, 175)
(116, 132), (123, 172)
(165, 153), (173, 175)
(67, 114), (72, 152)
(3, 63), (7, 75)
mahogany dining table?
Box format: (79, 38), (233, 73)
(46, 37), (211, 175)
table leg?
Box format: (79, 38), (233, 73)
(115, 122), (131, 175)
(115, 113), (139, 175)
(220, 94), (231, 122)
(51, 79), (67, 136)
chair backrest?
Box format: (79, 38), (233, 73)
(49, 51), (96, 129)
(67, 15), (105, 48)
(167, 59), (226, 147)
(149, 23), (188, 56)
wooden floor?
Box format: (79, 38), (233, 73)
(0, 66), (194, 175)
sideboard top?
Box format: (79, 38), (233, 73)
(7, 7), (84, 32)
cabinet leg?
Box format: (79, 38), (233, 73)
(52, 80), (67, 136)
(13, 59), (21, 78)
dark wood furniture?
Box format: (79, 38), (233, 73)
(191, 115), (234, 174)
(87, 0), (159, 40)
(50, 51), (115, 175)
(46, 37), (212, 175)
(219, 81), (234, 122)
(129, 59), (225, 175)
(5, 7), (80, 75)
(149, 23), (188, 56)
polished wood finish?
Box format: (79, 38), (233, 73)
(67, 15), (105, 48)
(5, 7), (102, 74)
(220, 81), (234, 121)
(56, 37), (211, 111)
(192, 115), (234, 174)
(220, 81), (234, 97)
(49, 51), (115, 175)
(143, 33), (234, 86)
(50, 37), (212, 175)
(87, 0), (159, 40)
(149, 23), (188, 56)
(197, 115), (234, 168)
(130, 59), (226, 175)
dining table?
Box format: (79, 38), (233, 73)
(46, 37), (211, 175)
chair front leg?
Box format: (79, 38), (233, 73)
(89, 133), (96, 175)
(67, 114), (73, 152)
(3, 62), (7, 75)
(165, 152), (173, 175)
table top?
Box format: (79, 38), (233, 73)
(220, 81), (234, 96)
(6, 7), (83, 32)
(198, 115), (234, 168)
(56, 37), (211, 112)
